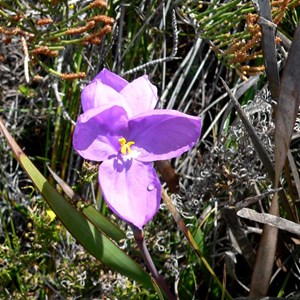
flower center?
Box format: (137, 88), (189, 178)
(118, 137), (135, 155)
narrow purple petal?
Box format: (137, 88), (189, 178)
(81, 79), (129, 112)
(99, 158), (161, 229)
(94, 68), (128, 92)
(128, 109), (201, 161)
(73, 106), (129, 161)
(120, 75), (158, 117)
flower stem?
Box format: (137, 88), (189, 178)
(131, 225), (176, 300)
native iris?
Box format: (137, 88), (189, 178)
(73, 68), (202, 228)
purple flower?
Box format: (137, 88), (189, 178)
(73, 69), (201, 229)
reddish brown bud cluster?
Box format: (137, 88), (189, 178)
(88, 0), (107, 9)
(0, 26), (34, 39)
(222, 12), (264, 79)
(60, 72), (86, 80)
(203, 0), (300, 79)
(84, 24), (111, 45)
(36, 18), (53, 26)
(65, 21), (95, 35)
(88, 15), (115, 25)
(272, 0), (289, 24)
(31, 46), (59, 57)
(0, 26), (21, 36)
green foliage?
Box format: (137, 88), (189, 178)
(0, 193), (152, 299)
(181, 0), (300, 79)
(0, 0), (112, 78)
(0, 196), (58, 297)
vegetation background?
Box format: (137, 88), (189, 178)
(1, 0), (300, 299)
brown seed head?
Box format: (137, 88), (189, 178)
(88, 15), (115, 25)
(65, 21), (95, 35)
(60, 72), (86, 80)
(31, 46), (59, 57)
(88, 0), (107, 9)
(84, 24), (111, 44)
(36, 18), (53, 26)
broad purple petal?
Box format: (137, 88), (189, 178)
(120, 75), (158, 117)
(128, 109), (201, 161)
(99, 158), (161, 229)
(94, 68), (128, 92)
(73, 106), (129, 161)
(81, 79), (129, 112)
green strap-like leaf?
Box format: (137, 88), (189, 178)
(0, 117), (153, 289)
(80, 204), (126, 242)
(47, 165), (126, 243)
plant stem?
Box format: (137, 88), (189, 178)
(131, 225), (176, 300)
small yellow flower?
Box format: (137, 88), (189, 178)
(46, 209), (56, 222)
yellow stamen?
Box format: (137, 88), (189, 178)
(119, 137), (135, 155)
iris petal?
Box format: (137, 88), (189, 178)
(128, 109), (201, 162)
(99, 158), (161, 229)
(120, 75), (158, 117)
(94, 68), (128, 92)
(81, 69), (156, 117)
(81, 80), (129, 112)
(73, 106), (129, 161)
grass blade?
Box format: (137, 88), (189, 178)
(249, 193), (279, 297)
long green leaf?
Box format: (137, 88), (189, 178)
(0, 117), (153, 289)
(47, 165), (126, 243)
(80, 205), (126, 242)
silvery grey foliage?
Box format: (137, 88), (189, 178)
(187, 89), (275, 215)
